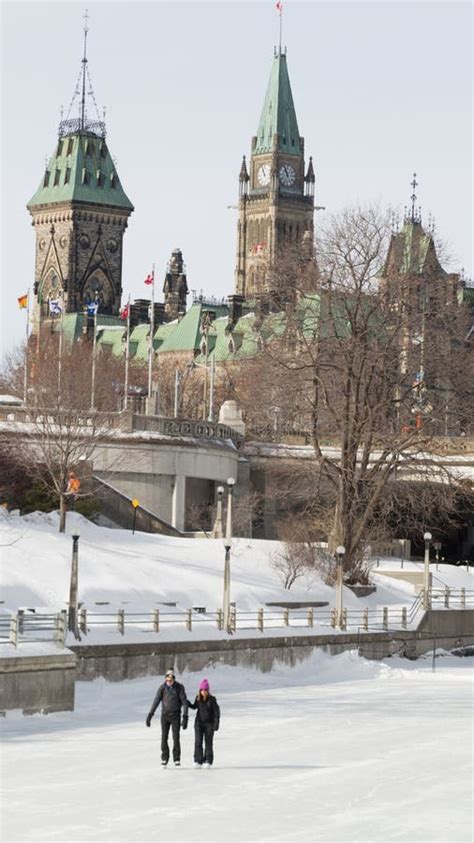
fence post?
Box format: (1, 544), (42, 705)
(216, 609), (223, 631)
(153, 609), (160, 633)
(257, 608), (264, 632)
(54, 611), (66, 648)
(341, 609), (347, 630)
(186, 609), (192, 631)
(461, 588), (466, 609)
(444, 586), (450, 608)
(283, 608), (289, 627)
(383, 607), (388, 630)
(363, 608), (368, 631)
(330, 608), (336, 628)
(307, 608), (314, 629)
(79, 607), (87, 635)
(9, 613), (18, 648)
(231, 607), (237, 633)
(18, 609), (24, 635)
(402, 607), (407, 629)
(117, 609), (125, 635)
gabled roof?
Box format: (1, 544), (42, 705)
(254, 52), (302, 156)
(157, 302), (228, 355)
(28, 132), (133, 212)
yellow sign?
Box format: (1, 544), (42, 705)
(132, 499), (140, 509)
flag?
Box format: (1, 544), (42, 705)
(253, 242), (266, 254)
(144, 273), (154, 286)
(120, 304), (130, 320)
(276, 1), (282, 11)
(87, 301), (99, 316)
(18, 294), (28, 310)
(49, 299), (62, 316)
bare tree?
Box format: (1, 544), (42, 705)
(233, 205), (472, 579)
(0, 336), (122, 532)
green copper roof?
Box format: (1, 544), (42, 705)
(157, 303), (228, 355)
(28, 132), (133, 211)
(383, 220), (444, 277)
(254, 52), (301, 155)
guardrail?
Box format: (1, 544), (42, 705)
(0, 589), (472, 647)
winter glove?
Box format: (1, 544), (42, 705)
(146, 715), (152, 727)
(181, 717), (188, 730)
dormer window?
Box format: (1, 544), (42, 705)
(54, 169), (61, 186)
(57, 140), (63, 157)
(43, 170), (50, 187)
(67, 138), (74, 156)
(81, 168), (89, 185)
(86, 140), (94, 157)
(96, 170), (104, 187)
(110, 172), (117, 188)
(64, 167), (71, 185)
(99, 141), (107, 159)
(228, 337), (236, 354)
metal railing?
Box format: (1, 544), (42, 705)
(1, 589), (472, 648)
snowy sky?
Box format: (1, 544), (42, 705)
(1, 1), (472, 358)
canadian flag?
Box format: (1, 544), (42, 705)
(120, 304), (129, 320)
(276, 1), (282, 12)
(144, 273), (153, 286)
(253, 242), (267, 254)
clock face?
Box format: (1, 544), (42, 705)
(257, 164), (271, 186)
(279, 164), (296, 187)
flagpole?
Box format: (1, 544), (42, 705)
(57, 297), (64, 402)
(22, 290), (30, 404)
(147, 264), (155, 414)
(90, 303), (98, 411)
(124, 295), (131, 411)
(279, 3), (283, 54)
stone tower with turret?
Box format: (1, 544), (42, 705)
(163, 248), (189, 320)
(27, 20), (133, 331)
(234, 49), (315, 300)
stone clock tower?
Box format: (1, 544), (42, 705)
(234, 49), (315, 300)
(27, 21), (133, 329)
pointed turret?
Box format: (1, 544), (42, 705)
(163, 248), (189, 320)
(253, 51), (302, 156)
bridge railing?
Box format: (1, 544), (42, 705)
(1, 589), (472, 647)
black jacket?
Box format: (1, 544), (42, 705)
(148, 681), (188, 720)
(188, 693), (220, 729)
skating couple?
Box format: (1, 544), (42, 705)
(146, 669), (220, 768)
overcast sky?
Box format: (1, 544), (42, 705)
(1, 0), (472, 357)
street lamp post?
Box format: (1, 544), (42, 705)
(423, 531), (432, 608)
(68, 531), (80, 639)
(223, 477), (235, 633)
(433, 541), (441, 571)
(335, 545), (346, 628)
(212, 485), (224, 538)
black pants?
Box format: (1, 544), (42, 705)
(161, 715), (181, 763)
(194, 721), (215, 765)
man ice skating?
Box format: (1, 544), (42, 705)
(146, 669), (188, 766)
(188, 678), (220, 768)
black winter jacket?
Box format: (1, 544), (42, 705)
(148, 681), (188, 720)
(188, 693), (220, 729)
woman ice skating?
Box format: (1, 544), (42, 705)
(188, 678), (220, 768)
(146, 669), (188, 767)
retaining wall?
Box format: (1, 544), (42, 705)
(70, 609), (474, 681)
(0, 645), (76, 715)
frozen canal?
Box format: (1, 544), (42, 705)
(1, 652), (472, 843)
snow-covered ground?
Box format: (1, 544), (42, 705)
(1, 510), (472, 638)
(2, 652), (473, 843)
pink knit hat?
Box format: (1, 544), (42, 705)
(199, 678), (210, 691)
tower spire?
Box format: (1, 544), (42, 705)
(80, 9), (89, 131)
(410, 172), (418, 223)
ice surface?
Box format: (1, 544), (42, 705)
(1, 652), (473, 842)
